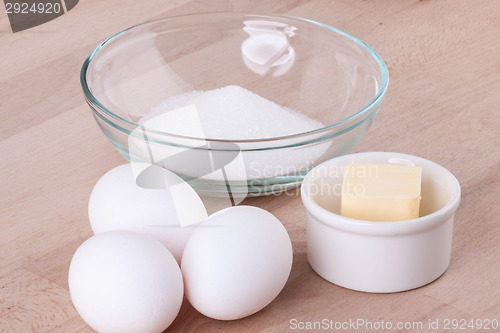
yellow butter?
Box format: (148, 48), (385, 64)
(340, 164), (422, 221)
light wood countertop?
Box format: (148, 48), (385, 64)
(1, 1), (499, 332)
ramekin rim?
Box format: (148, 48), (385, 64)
(300, 152), (461, 235)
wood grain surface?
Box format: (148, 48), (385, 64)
(1, 1), (499, 332)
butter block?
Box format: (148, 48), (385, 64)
(340, 164), (422, 221)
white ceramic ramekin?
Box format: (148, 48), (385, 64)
(300, 152), (461, 293)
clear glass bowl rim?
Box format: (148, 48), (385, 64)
(80, 11), (389, 144)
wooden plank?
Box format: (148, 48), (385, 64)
(1, 0), (499, 332)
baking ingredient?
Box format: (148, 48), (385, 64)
(141, 85), (323, 140)
(68, 231), (183, 333)
(181, 206), (293, 320)
(88, 163), (207, 263)
(340, 164), (422, 221)
(139, 85), (330, 180)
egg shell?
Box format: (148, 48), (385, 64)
(88, 163), (207, 263)
(181, 205), (293, 320)
(68, 230), (183, 333)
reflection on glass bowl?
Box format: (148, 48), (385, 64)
(241, 19), (296, 76)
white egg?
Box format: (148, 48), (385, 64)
(88, 163), (207, 263)
(68, 231), (183, 333)
(181, 206), (293, 320)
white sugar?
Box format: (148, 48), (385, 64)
(140, 85), (323, 140)
(139, 85), (331, 180)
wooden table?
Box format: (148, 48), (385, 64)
(1, 1), (499, 332)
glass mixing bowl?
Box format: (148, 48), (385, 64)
(81, 12), (388, 197)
